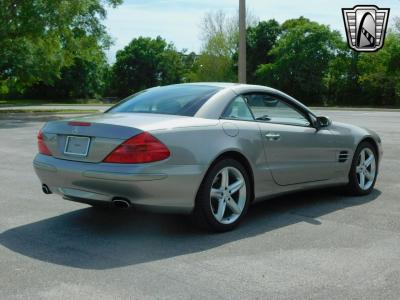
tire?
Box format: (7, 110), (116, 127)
(346, 141), (378, 196)
(193, 158), (251, 232)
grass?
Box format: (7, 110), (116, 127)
(0, 109), (100, 114)
(0, 99), (111, 106)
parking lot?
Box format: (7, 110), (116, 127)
(0, 109), (399, 299)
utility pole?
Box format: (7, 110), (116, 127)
(238, 0), (246, 83)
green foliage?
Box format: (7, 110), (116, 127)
(246, 20), (281, 83)
(180, 51), (198, 82)
(2, 3), (399, 108)
(326, 18), (400, 107)
(256, 18), (343, 105)
(0, 0), (122, 94)
(110, 36), (184, 97)
(358, 33), (400, 106)
(188, 9), (257, 83)
(23, 55), (109, 99)
(325, 50), (363, 106)
(188, 11), (238, 82)
(188, 33), (237, 82)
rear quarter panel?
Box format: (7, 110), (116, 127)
(149, 119), (275, 201)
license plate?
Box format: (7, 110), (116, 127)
(64, 136), (90, 156)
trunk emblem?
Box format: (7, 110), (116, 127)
(72, 127), (79, 134)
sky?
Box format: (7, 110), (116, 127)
(103, 0), (400, 62)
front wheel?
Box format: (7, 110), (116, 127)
(346, 141), (378, 196)
(194, 159), (251, 232)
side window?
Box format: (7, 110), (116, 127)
(221, 96), (254, 121)
(245, 94), (310, 127)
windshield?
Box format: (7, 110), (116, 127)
(106, 85), (222, 116)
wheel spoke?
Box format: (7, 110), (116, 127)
(364, 155), (374, 167)
(211, 188), (222, 199)
(220, 169), (229, 189)
(356, 166), (362, 174)
(227, 198), (241, 214)
(228, 179), (244, 195)
(359, 150), (366, 165)
(215, 199), (226, 221)
(359, 173), (365, 188)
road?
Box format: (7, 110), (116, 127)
(0, 110), (399, 299)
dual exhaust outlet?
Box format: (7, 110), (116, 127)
(41, 184), (131, 209)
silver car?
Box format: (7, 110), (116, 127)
(33, 83), (382, 231)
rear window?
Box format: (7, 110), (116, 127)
(106, 85), (221, 116)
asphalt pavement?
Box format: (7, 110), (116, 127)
(0, 110), (399, 299)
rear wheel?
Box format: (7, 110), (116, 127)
(346, 141), (378, 196)
(194, 159), (251, 232)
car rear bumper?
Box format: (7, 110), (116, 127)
(33, 154), (206, 213)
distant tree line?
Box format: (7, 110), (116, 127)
(1, 3), (399, 107)
(0, 0), (122, 98)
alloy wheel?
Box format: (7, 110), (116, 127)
(356, 148), (376, 190)
(209, 166), (247, 224)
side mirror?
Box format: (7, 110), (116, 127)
(317, 116), (332, 128)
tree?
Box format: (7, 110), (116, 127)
(188, 32), (237, 82)
(22, 55), (109, 99)
(246, 20), (281, 83)
(180, 50), (198, 82)
(0, 0), (122, 94)
(189, 9), (257, 82)
(188, 11), (237, 82)
(256, 17), (342, 105)
(326, 18), (400, 107)
(326, 50), (363, 106)
(357, 32), (400, 107)
(110, 36), (184, 97)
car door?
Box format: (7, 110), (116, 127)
(244, 93), (336, 186)
(220, 95), (276, 197)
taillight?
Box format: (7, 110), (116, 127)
(103, 132), (170, 164)
(37, 130), (52, 156)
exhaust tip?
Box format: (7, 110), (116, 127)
(112, 198), (131, 209)
(42, 184), (52, 195)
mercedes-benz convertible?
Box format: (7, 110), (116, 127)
(33, 83), (382, 231)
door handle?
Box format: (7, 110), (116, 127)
(265, 132), (281, 141)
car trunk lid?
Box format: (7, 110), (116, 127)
(40, 113), (217, 163)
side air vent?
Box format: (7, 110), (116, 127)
(338, 151), (349, 163)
